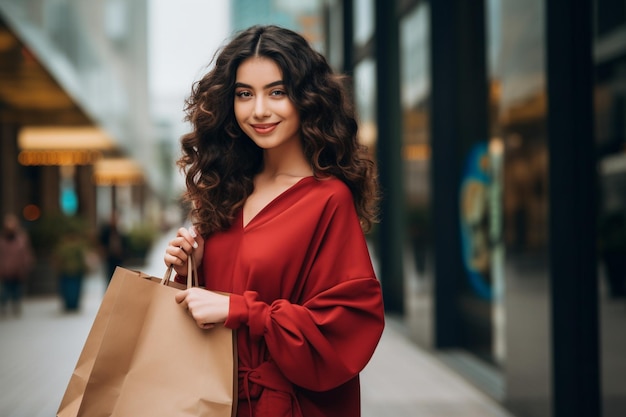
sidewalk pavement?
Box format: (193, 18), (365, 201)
(0, 231), (515, 417)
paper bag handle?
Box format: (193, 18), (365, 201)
(162, 254), (198, 289)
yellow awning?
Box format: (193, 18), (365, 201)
(93, 158), (145, 186)
(18, 126), (117, 150)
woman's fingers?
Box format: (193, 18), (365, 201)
(163, 227), (201, 272)
(175, 288), (229, 329)
(175, 290), (215, 329)
(175, 289), (188, 304)
(176, 227), (199, 253)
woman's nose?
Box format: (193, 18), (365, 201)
(253, 97), (270, 118)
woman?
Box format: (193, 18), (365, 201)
(164, 25), (384, 417)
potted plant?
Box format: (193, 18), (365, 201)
(28, 213), (71, 295)
(125, 223), (158, 266)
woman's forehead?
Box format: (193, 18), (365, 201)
(235, 57), (283, 85)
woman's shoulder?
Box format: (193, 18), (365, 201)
(304, 177), (356, 212)
(310, 176), (352, 199)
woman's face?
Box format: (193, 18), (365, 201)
(234, 57), (301, 152)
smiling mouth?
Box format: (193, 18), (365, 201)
(251, 123), (279, 134)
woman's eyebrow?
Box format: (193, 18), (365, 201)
(234, 80), (285, 89)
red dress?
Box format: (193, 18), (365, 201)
(199, 176), (384, 417)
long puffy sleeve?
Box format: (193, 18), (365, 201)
(227, 277), (383, 391)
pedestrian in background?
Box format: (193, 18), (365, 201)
(0, 213), (35, 316)
(164, 25), (385, 417)
(98, 211), (125, 284)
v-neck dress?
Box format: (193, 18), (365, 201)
(194, 176), (384, 417)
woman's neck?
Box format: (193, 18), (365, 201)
(261, 142), (313, 180)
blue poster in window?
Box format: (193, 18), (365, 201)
(459, 142), (493, 300)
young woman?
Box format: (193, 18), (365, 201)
(164, 25), (384, 417)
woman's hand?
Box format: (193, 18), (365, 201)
(175, 288), (230, 329)
(164, 226), (205, 277)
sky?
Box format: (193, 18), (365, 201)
(148, 0), (232, 100)
(146, 0), (233, 194)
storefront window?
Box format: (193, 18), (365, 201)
(353, 0), (374, 47)
(487, 0), (550, 410)
(354, 58), (377, 150)
(400, 3), (433, 345)
(594, 2), (626, 414)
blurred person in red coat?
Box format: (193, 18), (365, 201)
(0, 213), (34, 316)
(164, 25), (385, 417)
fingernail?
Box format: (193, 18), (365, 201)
(190, 227), (197, 238)
(193, 241), (198, 249)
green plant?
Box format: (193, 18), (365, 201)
(54, 235), (89, 276)
(30, 214), (89, 255)
(126, 223), (158, 259)
(31, 213), (93, 276)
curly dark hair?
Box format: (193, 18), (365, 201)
(179, 25), (379, 235)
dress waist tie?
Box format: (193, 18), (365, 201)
(239, 361), (303, 417)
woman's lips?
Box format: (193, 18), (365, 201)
(251, 123), (279, 134)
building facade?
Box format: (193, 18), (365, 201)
(324, 1), (625, 417)
(231, 0), (323, 50)
(4, 0), (622, 416)
(0, 0), (162, 292)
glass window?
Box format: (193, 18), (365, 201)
(594, 1), (626, 415)
(104, 0), (128, 42)
(487, 0), (550, 411)
(353, 0), (374, 46)
(354, 58), (377, 149)
(400, 3), (433, 345)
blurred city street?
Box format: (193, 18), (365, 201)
(1, 1), (623, 416)
(0, 230), (515, 417)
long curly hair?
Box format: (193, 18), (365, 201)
(179, 25), (379, 235)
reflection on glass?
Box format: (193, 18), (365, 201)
(487, 0), (550, 409)
(353, 0), (374, 47)
(594, 1), (626, 413)
(400, 3), (432, 346)
(354, 58), (377, 149)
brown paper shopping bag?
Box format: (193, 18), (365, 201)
(57, 257), (236, 417)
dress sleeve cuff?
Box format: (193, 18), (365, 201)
(225, 293), (248, 329)
(225, 291), (270, 337)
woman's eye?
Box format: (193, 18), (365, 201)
(270, 90), (286, 97)
(236, 91), (252, 98)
